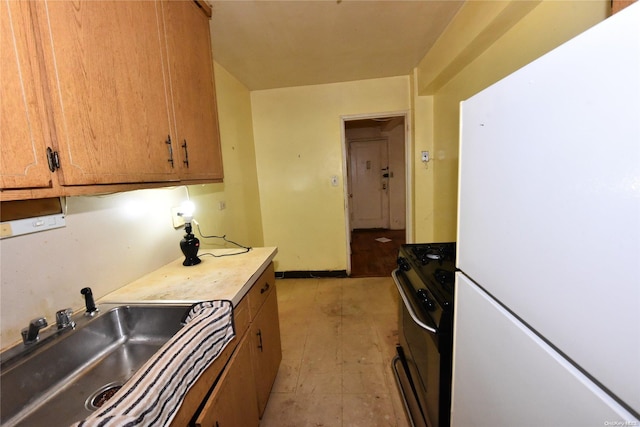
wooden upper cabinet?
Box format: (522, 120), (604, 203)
(161, 0), (223, 181)
(36, 0), (178, 185)
(1, 1), (53, 190)
(611, 0), (637, 14)
(1, 0), (223, 199)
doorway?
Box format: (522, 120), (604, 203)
(342, 114), (408, 276)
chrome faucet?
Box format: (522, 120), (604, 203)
(56, 308), (76, 330)
(21, 317), (48, 345)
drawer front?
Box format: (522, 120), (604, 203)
(248, 263), (275, 320)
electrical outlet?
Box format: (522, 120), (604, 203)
(171, 207), (185, 228)
(218, 201), (226, 210)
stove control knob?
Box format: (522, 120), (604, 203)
(397, 257), (411, 272)
(416, 289), (436, 311)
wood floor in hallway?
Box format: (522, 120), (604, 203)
(350, 229), (405, 278)
(259, 277), (410, 427)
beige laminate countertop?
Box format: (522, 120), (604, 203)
(99, 247), (278, 307)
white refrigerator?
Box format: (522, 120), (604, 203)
(453, 3), (640, 426)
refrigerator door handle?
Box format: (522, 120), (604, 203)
(392, 269), (438, 334)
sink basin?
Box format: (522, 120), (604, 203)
(0, 304), (191, 427)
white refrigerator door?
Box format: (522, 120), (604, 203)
(457, 3), (640, 413)
(452, 273), (638, 426)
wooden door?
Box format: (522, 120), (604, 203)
(1, 0), (53, 190)
(250, 287), (282, 417)
(195, 334), (259, 427)
(37, 0), (177, 185)
(348, 139), (390, 229)
(161, 0), (223, 181)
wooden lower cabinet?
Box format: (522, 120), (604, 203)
(250, 286), (283, 417)
(171, 263), (281, 425)
(195, 333), (259, 427)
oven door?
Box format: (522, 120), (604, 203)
(392, 269), (443, 427)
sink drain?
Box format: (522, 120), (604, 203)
(86, 382), (123, 411)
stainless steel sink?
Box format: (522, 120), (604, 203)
(0, 304), (190, 427)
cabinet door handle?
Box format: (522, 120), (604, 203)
(257, 329), (263, 352)
(165, 135), (174, 168)
(260, 282), (270, 294)
(182, 140), (189, 168)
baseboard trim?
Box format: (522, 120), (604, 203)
(275, 270), (348, 279)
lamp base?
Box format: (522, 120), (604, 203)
(182, 256), (201, 267)
(180, 231), (201, 267)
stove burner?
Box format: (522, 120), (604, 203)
(411, 244), (454, 266)
(398, 243), (457, 307)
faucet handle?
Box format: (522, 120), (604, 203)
(21, 317), (48, 344)
(56, 308), (76, 330)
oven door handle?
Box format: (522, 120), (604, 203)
(392, 268), (438, 334)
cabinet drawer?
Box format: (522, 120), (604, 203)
(247, 263), (275, 320)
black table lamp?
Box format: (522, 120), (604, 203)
(178, 202), (201, 266)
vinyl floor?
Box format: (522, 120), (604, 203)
(259, 276), (411, 427)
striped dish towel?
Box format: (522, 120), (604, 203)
(73, 300), (235, 427)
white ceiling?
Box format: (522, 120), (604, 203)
(209, 0), (464, 91)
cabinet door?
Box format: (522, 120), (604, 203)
(250, 286), (282, 417)
(37, 0), (178, 185)
(1, 0), (53, 190)
(612, 0), (636, 14)
(195, 334), (259, 427)
(161, 0), (223, 181)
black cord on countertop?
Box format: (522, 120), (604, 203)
(195, 221), (252, 257)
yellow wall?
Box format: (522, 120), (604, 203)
(424, 0), (609, 241)
(410, 71), (436, 243)
(251, 77), (410, 272)
(189, 62), (264, 249)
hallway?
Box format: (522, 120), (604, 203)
(350, 229), (405, 277)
